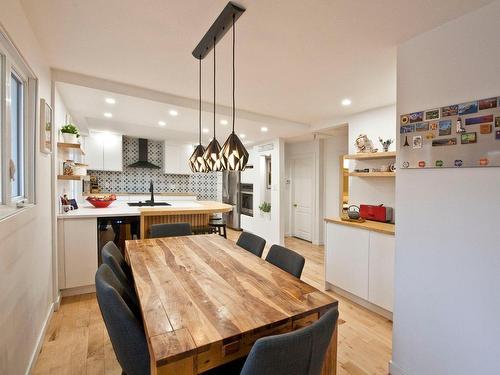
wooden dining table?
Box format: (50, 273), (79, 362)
(125, 234), (339, 375)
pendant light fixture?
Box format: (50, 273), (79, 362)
(202, 36), (224, 172)
(219, 14), (249, 171)
(189, 58), (207, 172)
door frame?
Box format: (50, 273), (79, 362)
(289, 153), (316, 242)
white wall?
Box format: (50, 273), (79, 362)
(240, 139), (285, 246)
(0, 1), (55, 374)
(392, 2), (500, 374)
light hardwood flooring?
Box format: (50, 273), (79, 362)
(33, 231), (392, 375)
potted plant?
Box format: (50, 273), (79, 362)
(60, 124), (80, 144)
(259, 201), (271, 219)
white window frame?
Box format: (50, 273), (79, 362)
(0, 26), (37, 216)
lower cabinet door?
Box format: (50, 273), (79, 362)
(326, 223), (369, 299)
(368, 231), (395, 312)
(63, 218), (98, 289)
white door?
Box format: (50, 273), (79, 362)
(291, 157), (313, 241)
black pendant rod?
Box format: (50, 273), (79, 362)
(192, 2), (245, 60)
(198, 57), (202, 145)
(232, 14), (235, 134)
(213, 36), (216, 138)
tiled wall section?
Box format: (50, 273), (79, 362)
(89, 137), (219, 200)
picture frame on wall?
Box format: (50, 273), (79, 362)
(40, 98), (52, 154)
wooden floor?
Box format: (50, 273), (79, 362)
(33, 231), (392, 375)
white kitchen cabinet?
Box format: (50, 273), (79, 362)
(84, 132), (123, 171)
(61, 218), (98, 289)
(325, 221), (395, 313)
(326, 223), (369, 299)
(164, 143), (193, 175)
(368, 232), (395, 311)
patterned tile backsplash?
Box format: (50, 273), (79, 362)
(89, 136), (219, 200)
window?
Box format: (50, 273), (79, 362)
(0, 26), (37, 217)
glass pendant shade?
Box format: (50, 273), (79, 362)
(189, 144), (207, 172)
(219, 132), (249, 171)
(203, 137), (223, 172)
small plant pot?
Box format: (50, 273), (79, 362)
(62, 133), (78, 144)
(260, 211), (271, 220)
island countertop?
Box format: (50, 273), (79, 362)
(58, 200), (232, 220)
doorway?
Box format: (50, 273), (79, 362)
(291, 156), (314, 241)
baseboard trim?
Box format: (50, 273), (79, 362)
(389, 360), (408, 375)
(25, 302), (54, 375)
(53, 291), (61, 311)
(325, 282), (393, 321)
(61, 284), (95, 297)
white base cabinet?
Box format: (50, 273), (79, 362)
(325, 223), (394, 312)
(58, 218), (98, 289)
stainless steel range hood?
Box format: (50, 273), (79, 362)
(128, 138), (161, 169)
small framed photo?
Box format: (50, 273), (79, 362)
(430, 121), (439, 131)
(458, 101), (478, 115)
(400, 114), (410, 125)
(495, 117), (500, 128)
(415, 122), (430, 132)
(441, 105), (458, 117)
(478, 97), (497, 111)
(432, 138), (457, 146)
(412, 135), (423, 149)
(460, 132), (477, 144)
(400, 124), (415, 134)
(438, 120), (452, 136)
(409, 111), (424, 123)
(40, 98), (53, 154)
(424, 109), (440, 121)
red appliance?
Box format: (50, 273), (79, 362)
(360, 204), (393, 223)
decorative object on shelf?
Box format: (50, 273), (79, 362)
(354, 168), (370, 173)
(189, 58), (208, 173)
(202, 36), (224, 172)
(347, 205), (360, 220)
(60, 123), (80, 144)
(360, 204), (393, 223)
(340, 214), (366, 223)
(378, 137), (393, 152)
(219, 14), (249, 171)
(389, 162), (396, 172)
(399, 94), (500, 168)
(355, 134), (378, 153)
(40, 98), (52, 154)
(63, 160), (75, 175)
(74, 163), (88, 175)
(86, 194), (116, 208)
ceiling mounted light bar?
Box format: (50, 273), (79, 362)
(192, 2), (245, 60)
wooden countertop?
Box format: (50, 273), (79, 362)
(324, 217), (395, 235)
(139, 201), (233, 216)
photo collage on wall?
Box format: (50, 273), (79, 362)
(399, 96), (500, 168)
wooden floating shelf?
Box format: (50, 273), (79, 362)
(57, 175), (87, 181)
(348, 172), (395, 177)
(344, 151), (396, 160)
(57, 142), (85, 155)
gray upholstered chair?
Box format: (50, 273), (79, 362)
(95, 264), (150, 375)
(102, 241), (133, 281)
(150, 222), (192, 238)
(101, 246), (140, 320)
(202, 308), (339, 375)
(236, 231), (266, 257)
(265, 244), (305, 278)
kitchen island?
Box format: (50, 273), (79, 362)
(56, 199), (233, 296)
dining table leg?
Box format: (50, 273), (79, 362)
(321, 321), (338, 375)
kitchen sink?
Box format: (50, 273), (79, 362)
(127, 201), (171, 207)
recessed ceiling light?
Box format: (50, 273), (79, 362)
(105, 98), (116, 104)
(239, 133), (246, 139)
(202, 128), (209, 133)
(158, 121), (166, 126)
(260, 127), (268, 132)
(220, 119), (228, 125)
(104, 112), (113, 118)
(341, 98), (352, 106)
(169, 110), (178, 116)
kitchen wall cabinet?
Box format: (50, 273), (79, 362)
(59, 218), (97, 289)
(325, 221), (395, 313)
(85, 132), (123, 171)
(164, 143), (193, 175)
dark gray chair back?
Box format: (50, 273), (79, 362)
(101, 246), (140, 319)
(236, 231), (266, 257)
(95, 265), (150, 375)
(102, 241), (133, 280)
(265, 244), (305, 278)
(150, 222), (192, 238)
(240, 308), (339, 375)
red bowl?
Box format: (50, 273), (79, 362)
(87, 198), (114, 208)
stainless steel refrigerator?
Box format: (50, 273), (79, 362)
(222, 171), (241, 230)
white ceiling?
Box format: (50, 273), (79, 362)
(24, 0), (493, 125)
(56, 82), (310, 144)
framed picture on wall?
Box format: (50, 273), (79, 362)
(40, 98), (52, 154)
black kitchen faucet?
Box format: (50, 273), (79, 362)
(149, 180), (154, 204)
